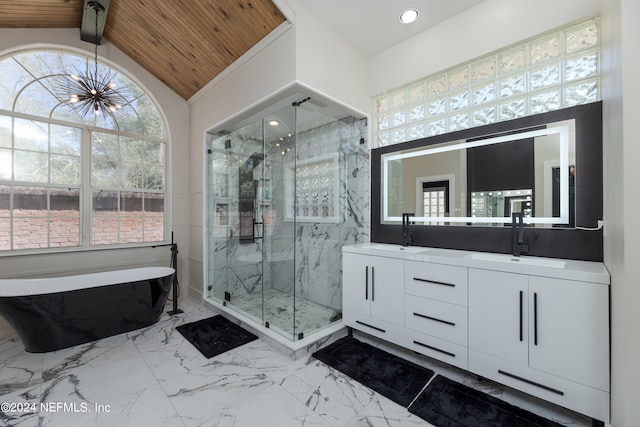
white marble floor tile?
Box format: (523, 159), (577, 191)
(346, 393), (434, 427)
(197, 384), (327, 427)
(0, 335), (44, 394)
(179, 302), (216, 322)
(37, 352), (158, 426)
(40, 334), (135, 382)
(159, 356), (275, 427)
(280, 360), (377, 427)
(137, 339), (207, 382)
(0, 384), (42, 427)
(129, 312), (192, 350)
(45, 384), (186, 427)
(232, 339), (308, 384)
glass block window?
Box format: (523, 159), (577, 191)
(421, 180), (449, 226)
(374, 18), (600, 147)
(0, 48), (168, 253)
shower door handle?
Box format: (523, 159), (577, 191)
(253, 220), (263, 242)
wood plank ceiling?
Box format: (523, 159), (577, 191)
(0, 0), (287, 99)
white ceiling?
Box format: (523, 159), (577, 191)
(296, 0), (487, 56)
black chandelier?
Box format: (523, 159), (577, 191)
(57, 1), (128, 118)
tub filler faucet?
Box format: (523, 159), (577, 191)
(511, 212), (529, 257)
(402, 213), (415, 247)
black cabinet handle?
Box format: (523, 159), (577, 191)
(365, 266), (368, 300)
(519, 290), (523, 342)
(356, 320), (385, 333)
(534, 292), (538, 346)
(371, 267), (375, 302)
(413, 312), (455, 326)
(498, 370), (564, 395)
(413, 340), (456, 358)
(413, 277), (455, 287)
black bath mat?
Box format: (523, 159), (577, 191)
(176, 315), (258, 358)
(312, 337), (434, 407)
(408, 375), (563, 427)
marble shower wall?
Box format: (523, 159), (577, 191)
(270, 117), (369, 311)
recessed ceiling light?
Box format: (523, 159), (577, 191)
(399, 8), (419, 24)
(268, 120), (279, 126)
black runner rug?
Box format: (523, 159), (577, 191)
(312, 336), (434, 407)
(314, 337), (563, 426)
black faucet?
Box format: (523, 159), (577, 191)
(511, 212), (529, 256)
(402, 213), (415, 247)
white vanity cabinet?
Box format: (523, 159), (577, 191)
(342, 244), (610, 423)
(342, 252), (404, 345)
(468, 268), (610, 422)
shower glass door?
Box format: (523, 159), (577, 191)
(207, 118), (265, 326)
(206, 106), (299, 341)
(261, 105), (297, 340)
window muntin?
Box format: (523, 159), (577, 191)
(1, 50), (165, 138)
(374, 18), (600, 147)
(0, 48), (167, 253)
(0, 185), (81, 251)
(90, 131), (166, 245)
(422, 180), (449, 226)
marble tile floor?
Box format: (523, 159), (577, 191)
(0, 297), (592, 427)
(228, 287), (340, 340)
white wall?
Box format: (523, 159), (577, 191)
(369, 0), (601, 96)
(293, 3), (371, 116)
(601, 0), (640, 425)
(0, 28), (190, 334)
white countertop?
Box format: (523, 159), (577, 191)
(343, 243), (610, 284)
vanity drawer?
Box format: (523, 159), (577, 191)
(405, 296), (467, 345)
(343, 309), (404, 347)
(405, 261), (468, 306)
(405, 329), (468, 370)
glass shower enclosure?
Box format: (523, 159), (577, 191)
(205, 98), (367, 342)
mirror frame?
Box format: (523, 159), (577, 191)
(371, 102), (603, 261)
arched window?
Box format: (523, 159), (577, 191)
(0, 48), (168, 253)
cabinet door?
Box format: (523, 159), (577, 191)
(528, 276), (609, 391)
(469, 268), (528, 364)
(342, 253), (371, 317)
(369, 256), (405, 326)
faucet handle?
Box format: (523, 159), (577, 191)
(402, 212), (415, 223)
(511, 212), (528, 256)
(401, 213), (415, 246)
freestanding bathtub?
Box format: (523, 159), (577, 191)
(0, 267), (175, 352)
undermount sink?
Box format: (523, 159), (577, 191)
(467, 252), (566, 269)
(367, 244), (429, 254)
